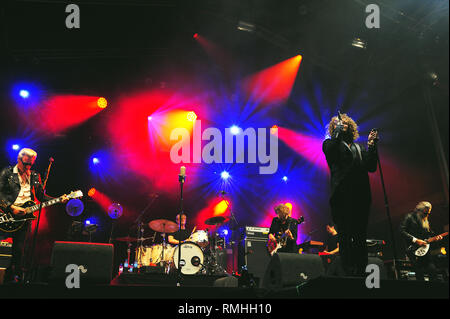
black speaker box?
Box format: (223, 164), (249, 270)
(238, 238), (271, 287)
(49, 241), (114, 285)
(263, 253), (325, 290)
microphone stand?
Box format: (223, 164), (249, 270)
(25, 158), (54, 284)
(373, 139), (399, 280)
(177, 171), (185, 286)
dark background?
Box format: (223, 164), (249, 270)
(0, 0), (448, 269)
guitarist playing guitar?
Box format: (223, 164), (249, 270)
(267, 204), (304, 255)
(0, 148), (70, 283)
(400, 201), (447, 282)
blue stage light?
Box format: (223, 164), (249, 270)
(221, 171), (230, 180)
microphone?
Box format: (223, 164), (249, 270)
(179, 166), (186, 183)
(334, 110), (343, 139)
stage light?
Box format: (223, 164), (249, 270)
(187, 111), (197, 122)
(97, 97), (108, 109)
(285, 202), (293, 212)
(148, 116), (153, 121)
(351, 38), (367, 49)
(282, 176), (288, 182)
(193, 33), (198, 39)
(230, 125), (240, 135)
(270, 125), (279, 135)
(88, 188), (96, 197)
(237, 21), (255, 33)
(12, 144), (20, 151)
(221, 171), (230, 180)
(19, 90), (30, 99)
(85, 220), (91, 225)
(92, 157), (100, 165)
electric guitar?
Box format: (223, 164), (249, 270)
(407, 232), (448, 257)
(267, 216), (304, 256)
(0, 190), (83, 232)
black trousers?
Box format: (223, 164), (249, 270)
(0, 222), (30, 281)
(331, 197), (370, 277)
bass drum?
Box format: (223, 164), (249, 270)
(173, 242), (204, 275)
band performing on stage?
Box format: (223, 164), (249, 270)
(0, 115), (447, 290)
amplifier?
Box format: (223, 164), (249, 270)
(243, 226), (270, 239)
(0, 241), (12, 269)
(238, 237), (271, 287)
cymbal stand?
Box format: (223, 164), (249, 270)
(221, 192), (239, 273)
(134, 196), (158, 268)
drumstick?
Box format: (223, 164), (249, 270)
(190, 226), (197, 235)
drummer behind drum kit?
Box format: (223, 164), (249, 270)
(116, 216), (230, 276)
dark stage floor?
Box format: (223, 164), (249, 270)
(0, 275), (448, 299)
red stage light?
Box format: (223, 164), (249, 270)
(193, 33), (199, 39)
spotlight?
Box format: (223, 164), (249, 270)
(237, 21), (255, 33)
(221, 171), (230, 180)
(282, 176), (288, 182)
(351, 38), (367, 49)
(12, 144), (20, 151)
(230, 125), (240, 135)
(19, 90), (30, 99)
(92, 157), (100, 165)
(88, 188), (96, 197)
(97, 97), (108, 109)
(193, 33), (199, 39)
(270, 125), (278, 135)
(85, 220), (91, 225)
(187, 111), (197, 122)
(148, 116), (153, 121)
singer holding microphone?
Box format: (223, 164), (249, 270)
(322, 113), (378, 277)
(0, 148), (69, 283)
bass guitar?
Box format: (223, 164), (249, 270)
(267, 216), (304, 256)
(0, 190), (83, 232)
(407, 232), (448, 257)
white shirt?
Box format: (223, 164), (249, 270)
(13, 165), (32, 206)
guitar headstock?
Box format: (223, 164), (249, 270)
(67, 190), (83, 199)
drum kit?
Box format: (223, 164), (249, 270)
(115, 216), (230, 275)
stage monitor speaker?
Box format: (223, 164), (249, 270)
(263, 253), (325, 290)
(49, 241), (114, 285)
(238, 238), (271, 287)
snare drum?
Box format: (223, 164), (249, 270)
(173, 242), (204, 275)
(188, 230), (209, 248)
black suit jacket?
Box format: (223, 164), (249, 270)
(322, 137), (378, 208)
(399, 212), (435, 244)
(0, 166), (52, 212)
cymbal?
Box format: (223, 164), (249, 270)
(148, 219), (179, 233)
(115, 236), (153, 242)
(205, 216), (228, 225)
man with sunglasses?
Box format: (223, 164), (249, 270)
(0, 148), (68, 283)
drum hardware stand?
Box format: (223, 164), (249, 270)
(134, 195), (158, 268)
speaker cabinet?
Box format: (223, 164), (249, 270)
(238, 238), (271, 287)
(263, 253), (325, 290)
(49, 241), (114, 285)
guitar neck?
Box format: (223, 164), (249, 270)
(27, 197), (62, 213)
(428, 232), (449, 243)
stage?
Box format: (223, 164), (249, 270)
(0, 274), (448, 299)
